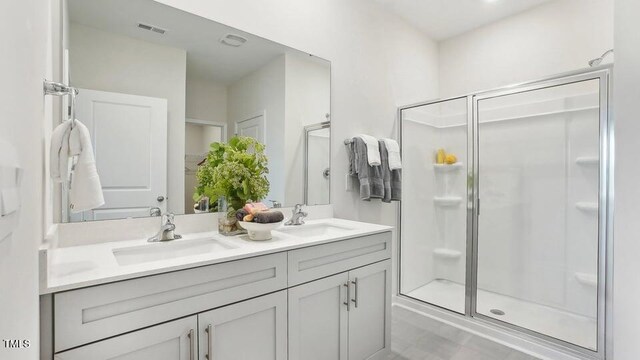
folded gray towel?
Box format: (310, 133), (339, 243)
(254, 210), (284, 224)
(351, 137), (384, 200)
(390, 167), (401, 201)
(379, 140), (401, 202)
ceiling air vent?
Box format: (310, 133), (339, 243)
(137, 22), (167, 35)
(220, 33), (247, 47)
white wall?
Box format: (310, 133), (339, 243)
(284, 53), (331, 206)
(69, 23), (187, 214)
(186, 76), (228, 124)
(227, 55), (287, 204)
(0, 0), (48, 359)
(613, 0), (640, 358)
(438, 0), (614, 97)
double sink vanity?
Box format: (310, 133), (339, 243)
(39, 209), (393, 360)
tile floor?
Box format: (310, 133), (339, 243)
(389, 306), (541, 360)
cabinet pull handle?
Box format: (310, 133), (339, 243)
(205, 324), (213, 360)
(188, 329), (195, 360)
(351, 278), (359, 308)
(343, 282), (351, 311)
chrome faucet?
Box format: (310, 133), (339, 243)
(148, 213), (182, 242)
(285, 204), (308, 226)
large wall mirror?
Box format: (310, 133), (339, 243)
(57, 0), (331, 222)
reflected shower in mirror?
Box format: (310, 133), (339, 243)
(59, 0), (331, 222)
(304, 121), (331, 205)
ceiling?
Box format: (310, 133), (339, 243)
(68, 0), (328, 84)
(375, 0), (555, 41)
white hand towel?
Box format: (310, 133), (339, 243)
(50, 119), (73, 183)
(68, 120), (105, 212)
(382, 138), (401, 170)
(356, 134), (381, 166)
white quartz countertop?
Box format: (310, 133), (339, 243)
(42, 218), (392, 294)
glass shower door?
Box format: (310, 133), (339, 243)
(400, 97), (469, 314)
(474, 77), (605, 351)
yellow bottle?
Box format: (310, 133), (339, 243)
(436, 149), (446, 164)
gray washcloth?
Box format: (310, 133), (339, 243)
(351, 137), (384, 200)
(379, 140), (401, 202)
(253, 210), (284, 224)
(390, 167), (401, 201)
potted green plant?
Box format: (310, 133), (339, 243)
(193, 136), (270, 235)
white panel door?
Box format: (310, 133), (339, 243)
(54, 316), (197, 360)
(235, 113), (265, 143)
(348, 260), (391, 360)
(288, 272), (349, 360)
(74, 88), (167, 221)
(198, 291), (287, 360)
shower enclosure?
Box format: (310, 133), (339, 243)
(399, 68), (612, 358)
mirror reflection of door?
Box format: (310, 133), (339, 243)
(184, 119), (227, 214)
(235, 113), (266, 143)
(71, 89), (168, 222)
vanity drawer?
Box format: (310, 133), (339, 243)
(287, 231), (392, 286)
(54, 252), (287, 352)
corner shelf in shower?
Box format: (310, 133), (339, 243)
(575, 272), (597, 287)
(433, 162), (463, 172)
(434, 196), (463, 207)
(575, 202), (598, 213)
(575, 156), (599, 166)
(433, 248), (462, 260)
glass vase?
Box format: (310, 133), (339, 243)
(217, 197), (246, 236)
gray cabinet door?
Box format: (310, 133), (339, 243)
(54, 316), (197, 360)
(288, 272), (349, 360)
(198, 290), (287, 360)
(348, 260), (391, 360)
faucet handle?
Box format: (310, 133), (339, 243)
(269, 200), (282, 208)
(162, 213), (175, 224)
(293, 204), (304, 213)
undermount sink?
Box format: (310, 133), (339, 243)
(274, 222), (355, 237)
(113, 238), (237, 266)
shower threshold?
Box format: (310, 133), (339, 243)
(406, 279), (597, 350)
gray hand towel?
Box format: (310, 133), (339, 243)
(351, 137), (384, 200)
(379, 140), (401, 202)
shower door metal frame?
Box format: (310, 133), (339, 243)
(397, 65), (613, 360)
(471, 68), (611, 360)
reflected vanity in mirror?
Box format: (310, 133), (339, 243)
(58, 0), (331, 222)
